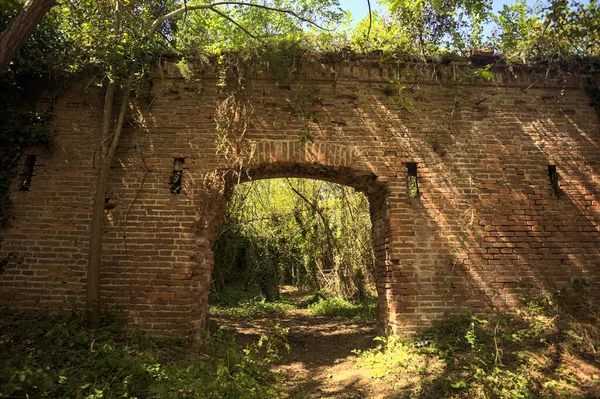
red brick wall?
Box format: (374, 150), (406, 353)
(1, 60), (599, 338)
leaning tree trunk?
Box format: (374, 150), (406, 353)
(0, 0), (57, 72)
(87, 71), (134, 328)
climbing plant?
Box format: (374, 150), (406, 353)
(0, 1), (67, 225)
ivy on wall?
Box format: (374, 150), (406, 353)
(0, 107), (52, 223)
(0, 2), (55, 224)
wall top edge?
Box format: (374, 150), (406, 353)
(151, 55), (585, 89)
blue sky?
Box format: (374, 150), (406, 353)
(338, 0), (543, 25)
(339, 0), (384, 24)
(337, 0), (548, 39)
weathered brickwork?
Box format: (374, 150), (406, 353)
(1, 59), (599, 338)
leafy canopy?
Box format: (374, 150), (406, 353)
(3, 0), (600, 81)
(348, 0), (599, 61)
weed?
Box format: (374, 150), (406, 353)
(308, 296), (377, 322)
(354, 288), (600, 398)
(0, 307), (287, 398)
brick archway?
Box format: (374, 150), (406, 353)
(203, 157), (393, 335)
(1, 60), (599, 338)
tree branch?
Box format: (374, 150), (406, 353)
(286, 179), (336, 266)
(367, 0), (372, 40)
(209, 6), (259, 41)
(87, 67), (136, 329)
(0, 0), (57, 72)
(148, 1), (329, 38)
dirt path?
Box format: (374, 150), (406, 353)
(212, 289), (600, 399)
(212, 293), (398, 398)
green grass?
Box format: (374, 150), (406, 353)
(0, 308), (288, 399)
(307, 296), (377, 322)
(354, 288), (600, 398)
(210, 299), (296, 319)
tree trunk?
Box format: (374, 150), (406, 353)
(0, 0), (57, 72)
(87, 71), (134, 328)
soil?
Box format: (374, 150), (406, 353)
(212, 288), (399, 399)
(212, 289), (600, 399)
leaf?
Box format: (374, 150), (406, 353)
(298, 134), (314, 144)
(451, 380), (467, 389)
(474, 68), (495, 81)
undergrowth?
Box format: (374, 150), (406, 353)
(210, 299), (296, 320)
(209, 286), (297, 320)
(354, 287), (600, 398)
(0, 308), (288, 398)
(308, 296), (377, 323)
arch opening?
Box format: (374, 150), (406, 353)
(202, 162), (391, 334)
(213, 178), (375, 303)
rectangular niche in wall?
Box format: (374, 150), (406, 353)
(406, 162), (419, 199)
(20, 155), (36, 191)
(170, 158), (185, 194)
(547, 165), (562, 197)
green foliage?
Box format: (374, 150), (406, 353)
(0, 110), (52, 223)
(473, 64), (495, 81)
(350, 10), (412, 55)
(212, 178), (375, 302)
(0, 0), (55, 223)
(0, 1), (71, 225)
(0, 308), (287, 398)
(489, 0), (600, 63)
(307, 296), (377, 322)
(379, 0), (493, 54)
(407, 174), (419, 198)
(354, 286), (600, 398)
(174, 0), (342, 56)
(1, 1), (72, 82)
(150, 324), (289, 399)
(537, 0), (600, 59)
(491, 0), (543, 63)
(2, 0), (599, 86)
(354, 335), (430, 379)
(346, 0), (600, 66)
(211, 298), (296, 319)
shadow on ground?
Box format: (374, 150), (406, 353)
(212, 288), (600, 399)
(211, 282), (391, 399)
